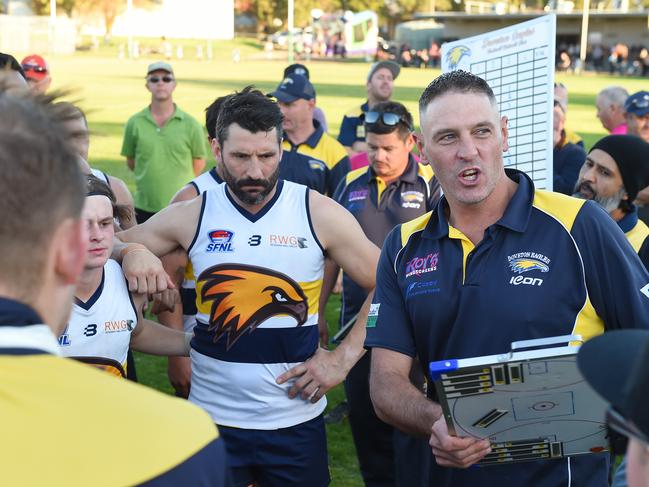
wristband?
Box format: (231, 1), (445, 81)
(119, 243), (148, 260)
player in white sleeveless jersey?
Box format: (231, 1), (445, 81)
(117, 87), (380, 487)
(156, 95), (227, 397)
(59, 175), (191, 377)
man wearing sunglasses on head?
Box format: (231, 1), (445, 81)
(321, 101), (441, 487)
(578, 329), (649, 487)
(121, 61), (206, 224)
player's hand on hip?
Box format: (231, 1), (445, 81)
(429, 415), (491, 468)
(168, 356), (191, 398)
(122, 249), (175, 294)
(275, 347), (345, 403)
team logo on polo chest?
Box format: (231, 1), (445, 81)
(401, 191), (424, 209)
(198, 264), (308, 349)
(405, 252), (439, 278)
(507, 252), (550, 287)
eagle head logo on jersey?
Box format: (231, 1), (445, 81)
(509, 258), (550, 274)
(445, 45), (471, 71)
(198, 264), (308, 349)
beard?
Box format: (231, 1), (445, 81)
(573, 181), (625, 213)
(221, 158), (280, 206)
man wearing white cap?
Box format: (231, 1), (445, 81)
(338, 61), (400, 156)
(121, 61), (206, 223)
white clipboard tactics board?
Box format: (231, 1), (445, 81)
(429, 335), (609, 465)
(441, 15), (556, 190)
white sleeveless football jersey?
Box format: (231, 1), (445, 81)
(187, 180), (325, 429)
(59, 259), (137, 377)
(181, 168), (223, 332)
(90, 168), (110, 186)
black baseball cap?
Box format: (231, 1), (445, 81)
(269, 73), (315, 103)
(577, 329), (649, 444)
(283, 63), (310, 80)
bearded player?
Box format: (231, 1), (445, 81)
(117, 86), (379, 486)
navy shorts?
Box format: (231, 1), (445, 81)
(218, 414), (330, 487)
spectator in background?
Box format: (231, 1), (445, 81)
(624, 91), (649, 225)
(625, 91), (649, 143)
(553, 97), (586, 194)
(573, 135), (649, 269)
(596, 86), (629, 134)
(554, 82), (583, 147)
(283, 63), (328, 132)
(338, 61), (400, 156)
(20, 54), (51, 94)
(121, 61), (206, 223)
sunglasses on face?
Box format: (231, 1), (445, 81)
(22, 64), (46, 73)
(363, 111), (412, 130)
(148, 75), (174, 84)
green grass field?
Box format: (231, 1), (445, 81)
(32, 37), (649, 485)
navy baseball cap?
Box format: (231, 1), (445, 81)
(283, 63), (310, 80)
(269, 73), (315, 103)
(624, 91), (649, 117)
(578, 329), (649, 445)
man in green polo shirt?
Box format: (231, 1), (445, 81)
(121, 61), (206, 223)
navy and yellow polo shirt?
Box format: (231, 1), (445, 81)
(366, 169), (649, 487)
(283, 120), (350, 196)
(0, 297), (229, 486)
(617, 205), (649, 270)
(279, 147), (328, 195)
(334, 155), (440, 326)
(338, 101), (369, 149)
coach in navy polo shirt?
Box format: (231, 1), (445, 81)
(321, 101), (440, 487)
(366, 71), (649, 487)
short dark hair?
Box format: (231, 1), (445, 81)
(86, 174), (130, 225)
(205, 94), (231, 141)
(216, 86), (283, 147)
(0, 52), (26, 79)
(365, 101), (413, 140)
(419, 70), (496, 114)
(0, 82), (85, 296)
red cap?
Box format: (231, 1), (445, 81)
(21, 54), (49, 81)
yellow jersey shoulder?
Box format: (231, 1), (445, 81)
(401, 211), (433, 247)
(533, 189), (586, 231)
(1, 355), (218, 486)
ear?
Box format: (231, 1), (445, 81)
(500, 115), (509, 153)
(53, 218), (88, 286)
(405, 132), (416, 152)
(413, 131), (430, 165)
(211, 137), (221, 161)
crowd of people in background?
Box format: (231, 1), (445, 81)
(2, 47), (649, 487)
(557, 41), (649, 76)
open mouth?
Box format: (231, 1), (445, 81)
(460, 168), (479, 182)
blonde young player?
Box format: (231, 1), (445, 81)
(59, 175), (191, 376)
